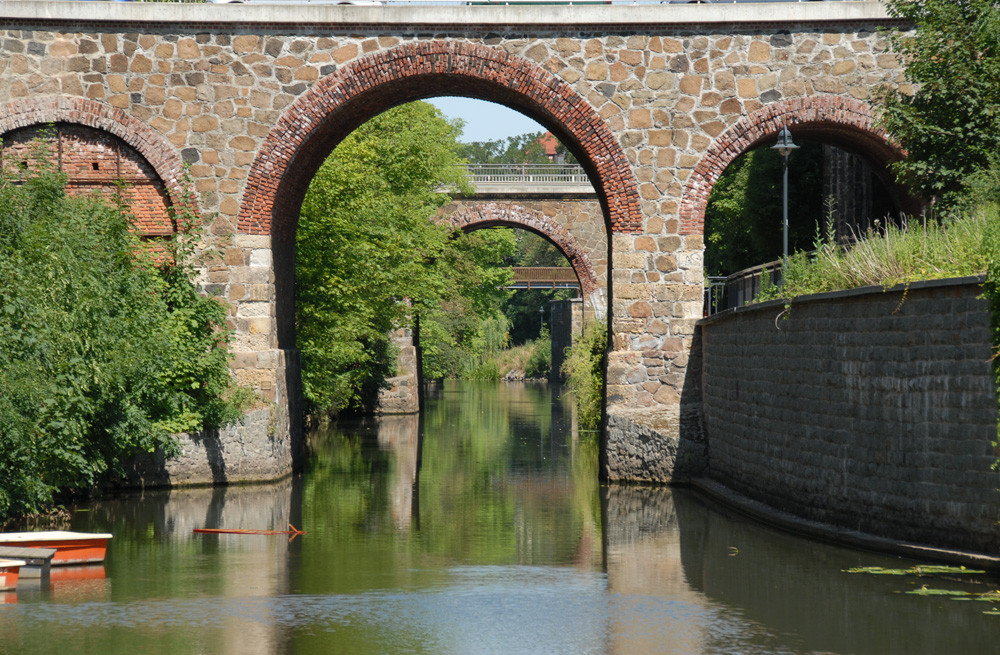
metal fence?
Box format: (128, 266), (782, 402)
(455, 163), (589, 185)
(704, 259), (783, 316)
(506, 266), (580, 290)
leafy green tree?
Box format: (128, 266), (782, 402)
(296, 102), (515, 408)
(418, 228), (516, 380)
(0, 165), (242, 519)
(879, 0), (1000, 205)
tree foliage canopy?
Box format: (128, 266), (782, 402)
(457, 131), (576, 166)
(879, 0), (1000, 205)
(0, 165), (243, 519)
(296, 102), (515, 411)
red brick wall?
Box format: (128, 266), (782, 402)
(0, 97), (185, 237)
(2, 123), (173, 236)
(679, 96), (903, 236)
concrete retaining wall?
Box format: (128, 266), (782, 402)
(699, 276), (1000, 554)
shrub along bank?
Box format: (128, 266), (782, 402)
(561, 322), (607, 430)
(0, 166), (247, 522)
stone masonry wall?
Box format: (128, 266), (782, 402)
(0, 3), (906, 483)
(699, 278), (1000, 553)
(378, 326), (420, 414)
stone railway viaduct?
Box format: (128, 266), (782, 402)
(0, 1), (910, 484)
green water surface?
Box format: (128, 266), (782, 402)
(2, 381), (998, 654)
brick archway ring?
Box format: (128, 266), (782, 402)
(0, 96), (186, 200)
(237, 41), (642, 239)
(679, 96), (903, 236)
(442, 202), (600, 300)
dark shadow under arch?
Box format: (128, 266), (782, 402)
(680, 96), (915, 237)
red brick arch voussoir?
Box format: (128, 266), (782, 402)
(237, 41), (642, 239)
(0, 96), (186, 200)
(679, 96), (903, 236)
(442, 202), (600, 299)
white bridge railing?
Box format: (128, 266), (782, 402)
(454, 163), (589, 185)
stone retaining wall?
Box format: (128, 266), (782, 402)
(698, 277), (1000, 553)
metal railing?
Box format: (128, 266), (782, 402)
(704, 259), (783, 316)
(505, 266), (580, 290)
(455, 163), (589, 185)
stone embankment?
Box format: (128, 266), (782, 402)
(697, 276), (1000, 557)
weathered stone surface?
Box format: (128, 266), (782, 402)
(698, 278), (1000, 553)
(378, 327), (421, 414)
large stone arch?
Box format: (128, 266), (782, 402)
(236, 40), (641, 240)
(441, 202), (605, 318)
(0, 96), (186, 201)
(236, 40), (640, 349)
(678, 96), (906, 237)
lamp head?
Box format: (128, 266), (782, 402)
(771, 125), (798, 158)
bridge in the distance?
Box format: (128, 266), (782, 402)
(455, 164), (594, 196)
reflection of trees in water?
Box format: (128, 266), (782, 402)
(298, 381), (600, 571)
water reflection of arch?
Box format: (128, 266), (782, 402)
(679, 95), (914, 238)
(440, 202), (606, 318)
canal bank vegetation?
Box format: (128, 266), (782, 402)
(561, 322), (607, 429)
(0, 163), (248, 522)
(753, 207), (996, 303)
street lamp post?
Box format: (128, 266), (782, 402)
(771, 124), (798, 274)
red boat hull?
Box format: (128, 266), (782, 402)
(0, 533), (111, 565)
(0, 560), (23, 591)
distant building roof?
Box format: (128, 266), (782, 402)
(537, 132), (558, 159)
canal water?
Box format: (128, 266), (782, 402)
(2, 381), (999, 654)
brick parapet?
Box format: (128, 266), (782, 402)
(440, 199), (606, 305)
(679, 95), (903, 236)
